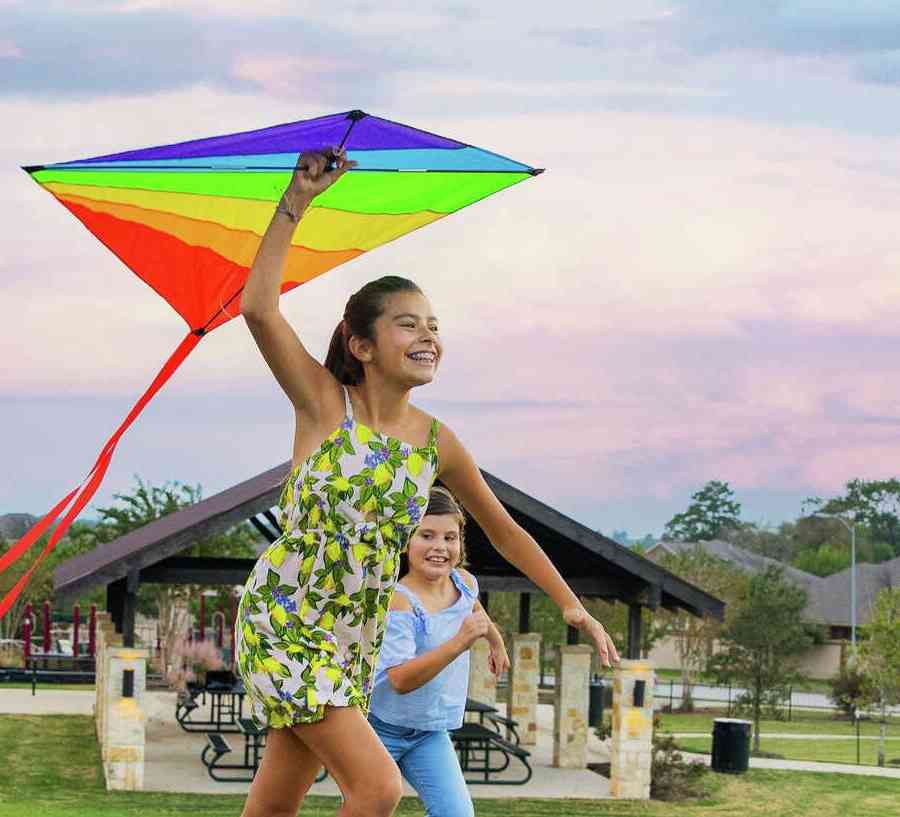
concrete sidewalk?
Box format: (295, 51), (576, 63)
(144, 701), (612, 800)
(672, 731), (900, 741)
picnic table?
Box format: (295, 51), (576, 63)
(201, 716), (329, 783)
(176, 671), (245, 733)
(452, 699), (531, 784)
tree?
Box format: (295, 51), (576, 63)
(806, 478), (900, 556)
(657, 546), (747, 711)
(708, 566), (813, 753)
(857, 588), (900, 767)
(0, 520), (96, 645)
(663, 481), (742, 542)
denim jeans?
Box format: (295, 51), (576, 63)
(369, 714), (473, 817)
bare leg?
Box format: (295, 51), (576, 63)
(292, 706), (403, 817)
(240, 727), (322, 817)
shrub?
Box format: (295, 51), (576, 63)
(829, 663), (868, 719)
(651, 732), (709, 801)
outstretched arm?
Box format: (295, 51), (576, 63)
(240, 149), (356, 417)
(458, 569), (509, 676)
(438, 426), (620, 667)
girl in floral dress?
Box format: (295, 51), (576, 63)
(235, 148), (619, 817)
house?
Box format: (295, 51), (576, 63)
(644, 539), (900, 679)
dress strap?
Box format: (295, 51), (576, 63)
(427, 417), (440, 449)
(342, 386), (353, 420)
(450, 569), (477, 600)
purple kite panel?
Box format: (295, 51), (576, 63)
(70, 111), (464, 164)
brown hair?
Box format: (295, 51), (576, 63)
(324, 276), (423, 385)
(399, 486), (467, 578)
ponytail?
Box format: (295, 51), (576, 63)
(324, 320), (362, 385)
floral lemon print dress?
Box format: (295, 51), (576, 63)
(236, 386), (440, 728)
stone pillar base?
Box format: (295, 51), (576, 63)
(466, 637), (497, 722)
(610, 659), (655, 800)
(553, 644), (592, 768)
(509, 633), (541, 745)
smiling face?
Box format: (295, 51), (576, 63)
(406, 513), (463, 581)
(351, 291), (442, 387)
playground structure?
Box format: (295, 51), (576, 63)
(3, 590), (240, 687)
(20, 601), (97, 661)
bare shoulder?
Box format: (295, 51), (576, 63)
(407, 403), (439, 445)
(456, 568), (477, 593)
(389, 590), (413, 612)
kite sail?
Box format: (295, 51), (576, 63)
(1, 110), (540, 616)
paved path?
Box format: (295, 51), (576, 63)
(679, 750), (900, 779)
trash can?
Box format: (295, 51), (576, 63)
(711, 718), (751, 774)
(588, 676), (605, 726)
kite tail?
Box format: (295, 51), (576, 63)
(0, 331), (203, 619)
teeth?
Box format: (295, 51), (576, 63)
(409, 352), (436, 362)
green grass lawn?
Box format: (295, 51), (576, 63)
(1, 715), (899, 817)
(657, 710), (900, 738)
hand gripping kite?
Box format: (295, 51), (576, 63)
(2, 110), (541, 616)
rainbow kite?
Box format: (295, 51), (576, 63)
(1, 110), (541, 616)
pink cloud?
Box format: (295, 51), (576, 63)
(0, 40), (22, 59)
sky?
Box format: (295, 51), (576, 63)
(3, 1), (900, 537)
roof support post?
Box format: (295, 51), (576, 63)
(122, 570), (139, 648)
(627, 603), (643, 660)
(518, 592), (531, 633)
(107, 578), (125, 634)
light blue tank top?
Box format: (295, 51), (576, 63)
(369, 569), (478, 732)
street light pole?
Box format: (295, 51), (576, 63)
(814, 513), (857, 650)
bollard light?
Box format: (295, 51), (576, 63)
(122, 669), (134, 698)
(633, 679), (646, 708)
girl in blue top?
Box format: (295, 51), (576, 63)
(368, 487), (509, 817)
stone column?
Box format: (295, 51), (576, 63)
(102, 646), (149, 791)
(465, 637), (496, 722)
(552, 644), (592, 768)
(610, 659), (655, 800)
(509, 633), (541, 745)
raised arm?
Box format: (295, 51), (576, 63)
(438, 426), (620, 667)
(240, 150), (356, 418)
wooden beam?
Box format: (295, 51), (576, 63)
(249, 516), (279, 544)
(140, 556), (257, 586)
(476, 574), (642, 600)
(263, 510), (282, 534)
